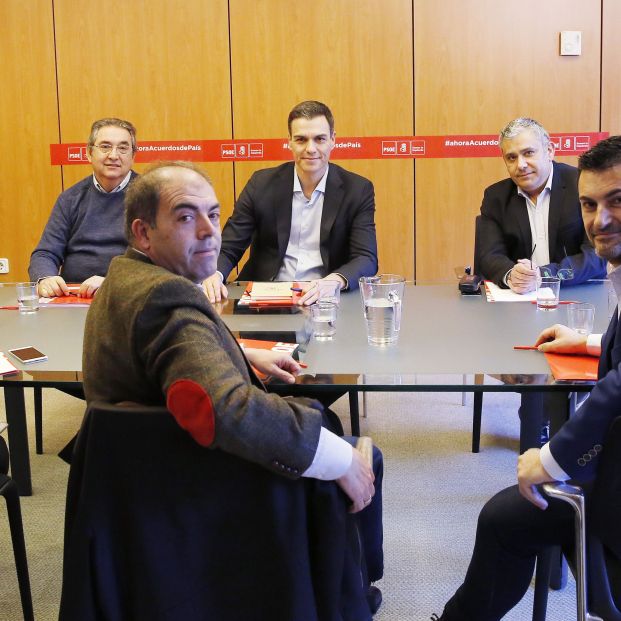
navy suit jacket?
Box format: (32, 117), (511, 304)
(549, 309), (621, 481)
(217, 162), (378, 290)
(477, 161), (605, 287)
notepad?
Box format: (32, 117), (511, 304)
(484, 281), (537, 302)
(250, 282), (295, 299)
(238, 282), (303, 307)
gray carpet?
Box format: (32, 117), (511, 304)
(0, 387), (576, 620)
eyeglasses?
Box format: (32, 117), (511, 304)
(91, 143), (132, 155)
(540, 247), (575, 281)
(541, 267), (574, 280)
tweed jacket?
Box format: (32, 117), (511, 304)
(82, 248), (323, 478)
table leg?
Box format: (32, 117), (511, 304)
(472, 391), (483, 453)
(3, 386), (32, 496)
(348, 390), (360, 436)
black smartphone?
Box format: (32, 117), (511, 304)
(7, 346), (48, 364)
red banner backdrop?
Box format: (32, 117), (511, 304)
(50, 132), (608, 165)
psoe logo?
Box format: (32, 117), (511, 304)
(221, 144), (236, 158)
(382, 141), (397, 155)
(68, 146), (88, 161)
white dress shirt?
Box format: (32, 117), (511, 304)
(275, 166), (329, 282)
(517, 166), (553, 267)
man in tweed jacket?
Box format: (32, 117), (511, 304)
(83, 161), (375, 503)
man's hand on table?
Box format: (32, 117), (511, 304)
(37, 276), (70, 298)
(517, 448), (555, 510)
(78, 275), (104, 297)
(204, 272), (228, 303)
(243, 348), (303, 384)
(337, 448), (375, 513)
(508, 260), (539, 294)
(297, 273), (345, 306)
(534, 324), (588, 354)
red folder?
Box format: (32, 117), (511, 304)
(236, 338), (299, 380)
(544, 352), (598, 381)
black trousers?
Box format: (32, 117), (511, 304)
(518, 392), (569, 453)
(440, 485), (574, 620)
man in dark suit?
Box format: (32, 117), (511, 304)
(478, 117), (605, 292)
(478, 118), (607, 452)
(82, 161), (381, 618)
(434, 135), (621, 621)
(204, 100), (378, 305)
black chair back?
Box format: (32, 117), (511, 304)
(59, 402), (370, 621)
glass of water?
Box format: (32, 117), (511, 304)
(359, 274), (405, 345)
(566, 302), (595, 335)
(15, 282), (39, 314)
(310, 300), (337, 339)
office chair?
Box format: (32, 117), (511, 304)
(532, 415), (621, 621)
(59, 402), (374, 621)
(0, 429), (34, 621)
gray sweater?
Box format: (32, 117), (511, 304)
(28, 173), (137, 283)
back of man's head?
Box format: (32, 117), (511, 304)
(88, 117), (137, 153)
(288, 100), (334, 135)
(124, 161), (212, 242)
(578, 136), (621, 173)
(498, 117), (550, 150)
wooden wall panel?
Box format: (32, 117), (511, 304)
(414, 0), (601, 282)
(53, 0), (235, 222)
(0, 1), (61, 282)
(229, 0), (414, 280)
(602, 0), (621, 134)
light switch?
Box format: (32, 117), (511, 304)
(560, 31), (581, 56)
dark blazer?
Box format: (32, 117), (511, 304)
(477, 161), (606, 287)
(217, 162), (378, 289)
(83, 248), (325, 477)
(549, 309), (621, 482)
(59, 404), (371, 621)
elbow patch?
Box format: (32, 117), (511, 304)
(166, 379), (216, 447)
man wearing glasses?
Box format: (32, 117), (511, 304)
(477, 117), (606, 292)
(29, 117), (138, 298)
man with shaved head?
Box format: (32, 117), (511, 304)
(79, 161), (381, 619)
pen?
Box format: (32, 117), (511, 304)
(513, 345), (540, 350)
(299, 362), (308, 368)
(290, 287), (303, 292)
(529, 243), (537, 269)
(0, 306), (18, 310)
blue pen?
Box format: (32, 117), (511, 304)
(290, 287), (303, 292)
